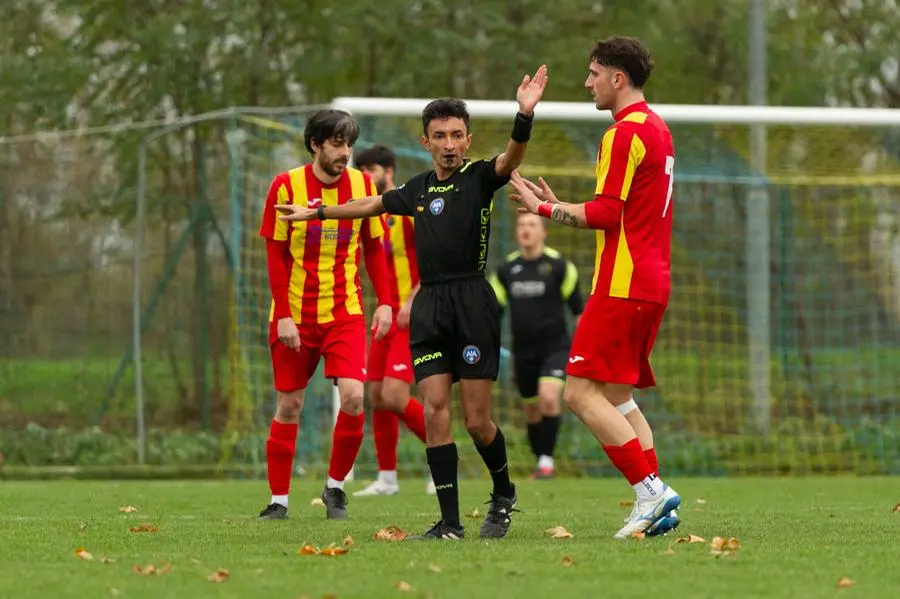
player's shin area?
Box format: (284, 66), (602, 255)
(563, 376), (671, 504)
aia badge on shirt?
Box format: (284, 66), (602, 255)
(429, 197), (445, 215)
(462, 344), (481, 364)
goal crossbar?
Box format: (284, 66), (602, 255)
(332, 96), (900, 127)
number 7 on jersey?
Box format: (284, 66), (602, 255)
(662, 155), (674, 218)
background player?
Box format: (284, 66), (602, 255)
(351, 144), (434, 497)
(488, 212), (583, 479)
(508, 37), (680, 539)
(274, 64), (548, 540)
(257, 109), (394, 522)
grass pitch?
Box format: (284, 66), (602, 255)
(1, 476), (898, 598)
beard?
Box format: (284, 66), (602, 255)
(320, 158), (347, 177)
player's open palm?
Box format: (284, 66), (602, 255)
(276, 317), (301, 351)
(508, 170), (544, 214)
(371, 304), (393, 340)
(275, 204), (316, 221)
(516, 64), (548, 116)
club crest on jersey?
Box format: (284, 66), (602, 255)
(462, 345), (481, 365)
(429, 197), (445, 215)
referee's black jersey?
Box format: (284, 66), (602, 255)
(381, 157), (509, 285)
(488, 247), (584, 352)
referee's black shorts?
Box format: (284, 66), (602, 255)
(409, 277), (501, 383)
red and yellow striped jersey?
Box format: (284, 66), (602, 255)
(591, 101), (674, 307)
(380, 213), (418, 307)
(259, 164), (385, 324)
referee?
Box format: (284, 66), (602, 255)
(276, 64), (548, 540)
(489, 212), (583, 479)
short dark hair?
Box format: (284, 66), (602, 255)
(304, 109), (360, 155)
(590, 36), (654, 89)
(421, 98), (470, 135)
(354, 144), (396, 170)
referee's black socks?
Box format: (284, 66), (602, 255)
(542, 415), (561, 457)
(476, 427), (514, 499)
(426, 443), (461, 527)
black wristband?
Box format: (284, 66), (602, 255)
(511, 111), (533, 143)
(317, 205), (326, 220)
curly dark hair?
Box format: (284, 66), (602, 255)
(303, 109), (360, 155)
(353, 144), (396, 170)
(590, 36), (654, 89)
(421, 98), (470, 135)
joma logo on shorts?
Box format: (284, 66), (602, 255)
(414, 351), (443, 366)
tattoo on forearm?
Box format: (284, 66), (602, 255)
(551, 205), (581, 227)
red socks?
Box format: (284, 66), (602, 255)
(644, 447), (659, 477)
(328, 410), (365, 482)
(603, 438), (653, 485)
(266, 419), (298, 495)
(373, 410), (399, 471)
(373, 399), (426, 471)
(399, 398), (427, 442)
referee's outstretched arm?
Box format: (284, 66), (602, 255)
(275, 193), (386, 221)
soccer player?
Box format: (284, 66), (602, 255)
(508, 37), (681, 539)
(275, 64), (548, 540)
(351, 144), (434, 497)
(488, 212), (583, 479)
(256, 109), (394, 522)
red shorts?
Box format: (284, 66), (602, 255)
(566, 296), (665, 389)
(366, 318), (413, 383)
(269, 317), (367, 392)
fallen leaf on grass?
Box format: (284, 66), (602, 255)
(892, 503), (900, 513)
(664, 544), (676, 555)
(78, 523), (89, 533)
(545, 526), (573, 539)
(343, 535), (355, 547)
(309, 497), (325, 507)
(129, 524), (158, 533)
(674, 534), (706, 544)
(709, 536), (741, 557)
(631, 531), (646, 540)
(118, 506), (138, 513)
(75, 547), (93, 560)
(373, 525), (408, 541)
(396, 581), (412, 592)
(466, 508), (482, 519)
(207, 568), (229, 583)
(619, 500), (634, 507)
(428, 563), (442, 573)
(133, 562), (171, 576)
(320, 544), (349, 556)
(696, 498), (707, 505)
(561, 556), (575, 567)
(836, 577), (856, 589)
(298, 543), (349, 556)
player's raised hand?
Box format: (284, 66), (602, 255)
(516, 64), (548, 116)
(276, 317), (301, 351)
(275, 204), (317, 221)
(508, 170), (545, 214)
(371, 304), (393, 340)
